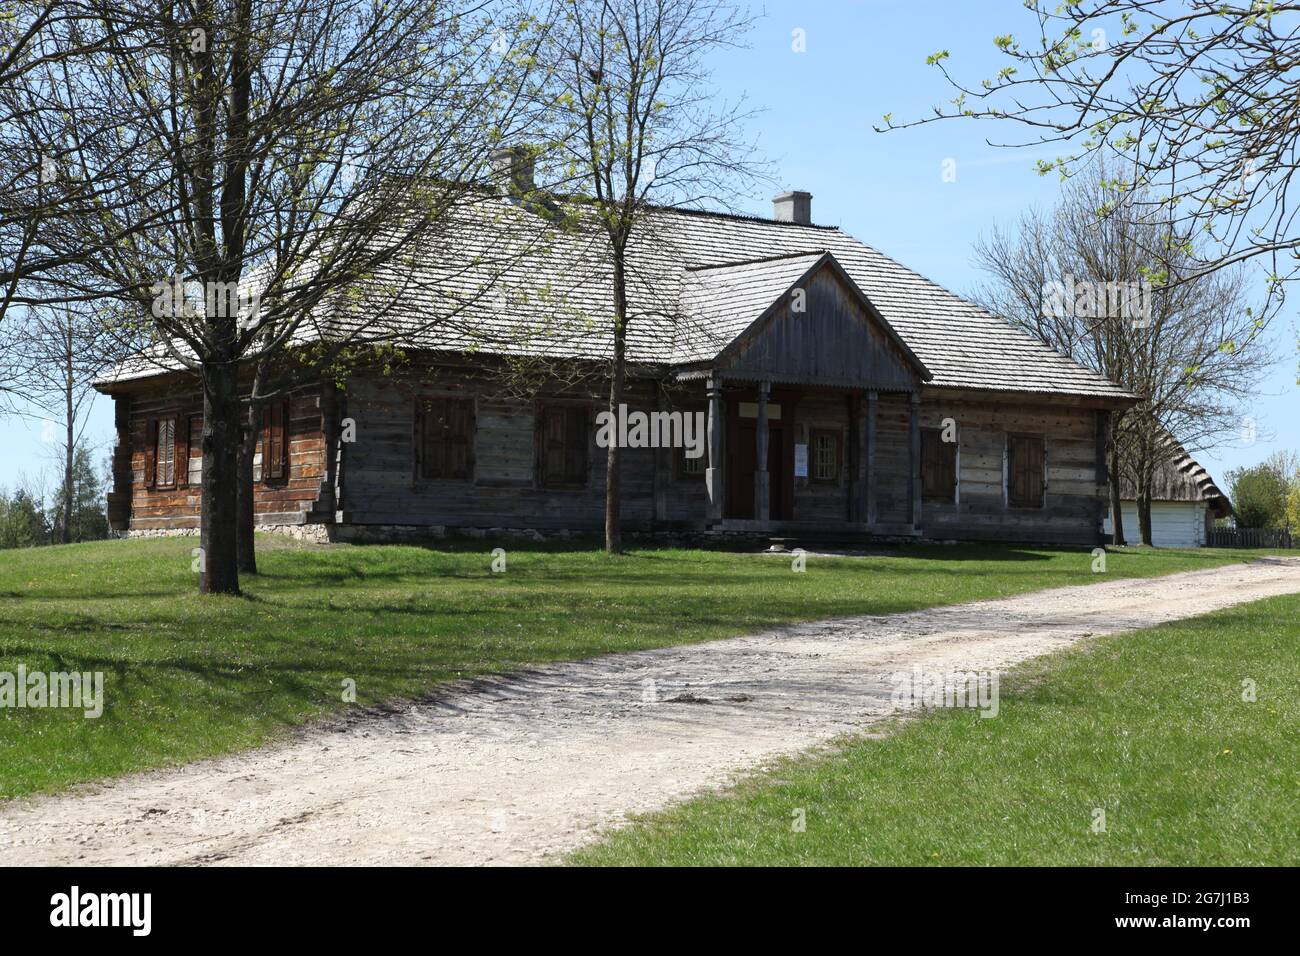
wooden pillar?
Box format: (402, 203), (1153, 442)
(754, 381), (771, 522)
(705, 375), (725, 521)
(866, 390), (878, 527)
(653, 386), (670, 525)
(909, 391), (922, 529)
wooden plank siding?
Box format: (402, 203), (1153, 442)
(116, 382), (329, 531)
(107, 363), (1109, 545)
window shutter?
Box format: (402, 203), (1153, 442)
(277, 400), (290, 478)
(146, 419), (158, 488)
(564, 406), (587, 484)
(155, 417), (176, 488)
(262, 402), (288, 481)
(414, 401), (426, 480)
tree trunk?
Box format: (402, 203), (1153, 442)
(1108, 429), (1125, 547)
(1136, 463), (1154, 546)
(200, 359), (242, 595)
(236, 399), (260, 574)
(605, 258), (628, 555)
(62, 386), (73, 544)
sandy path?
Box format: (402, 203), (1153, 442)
(3, 557), (1298, 866)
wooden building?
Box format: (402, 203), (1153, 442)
(96, 167), (1137, 546)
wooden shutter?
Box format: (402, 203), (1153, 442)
(1008, 435), (1044, 507)
(263, 401), (288, 481)
(146, 419), (158, 488)
(413, 401), (426, 480)
(921, 430), (956, 502)
(564, 406), (587, 484)
(447, 400), (474, 479)
(424, 399), (446, 479)
(155, 417), (176, 488)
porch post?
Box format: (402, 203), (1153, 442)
(909, 391), (922, 530)
(754, 380), (770, 523)
(852, 393), (868, 523)
(653, 386), (669, 525)
(705, 375), (725, 521)
(866, 390), (878, 526)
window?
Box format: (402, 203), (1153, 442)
(187, 414), (203, 486)
(1007, 434), (1045, 508)
(416, 397), (475, 480)
(150, 416), (178, 489)
(538, 403), (589, 486)
(678, 446), (706, 479)
(921, 428), (957, 503)
(811, 430), (840, 483)
(262, 401), (289, 482)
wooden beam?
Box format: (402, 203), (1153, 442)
(706, 375), (724, 521)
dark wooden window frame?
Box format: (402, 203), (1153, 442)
(536, 401), (591, 489)
(676, 445), (706, 480)
(1006, 432), (1047, 509)
(673, 406), (708, 480)
(921, 427), (958, 503)
(414, 395), (476, 482)
(147, 413), (181, 490)
(809, 428), (841, 484)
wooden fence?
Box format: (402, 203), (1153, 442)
(1207, 528), (1295, 549)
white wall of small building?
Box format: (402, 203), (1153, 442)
(1103, 500), (1209, 548)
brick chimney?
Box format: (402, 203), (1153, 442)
(490, 145), (536, 195)
(772, 190), (812, 225)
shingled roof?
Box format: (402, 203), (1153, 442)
(97, 192), (1135, 401)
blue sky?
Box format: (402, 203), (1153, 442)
(2, 0), (1295, 492)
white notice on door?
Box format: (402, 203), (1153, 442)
(794, 443), (808, 478)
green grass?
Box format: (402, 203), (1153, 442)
(0, 535), (1275, 802)
(571, 591), (1300, 866)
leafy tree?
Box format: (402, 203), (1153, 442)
(3, 0), (542, 592)
(884, 1), (1298, 372)
(540, 0), (765, 553)
(1226, 459), (1290, 530)
(0, 485), (50, 548)
(47, 445), (109, 543)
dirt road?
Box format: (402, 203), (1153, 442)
(4, 557), (1297, 866)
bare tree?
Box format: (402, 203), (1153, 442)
(972, 164), (1273, 543)
(540, 0), (765, 553)
(0, 299), (125, 541)
(2, 0), (545, 592)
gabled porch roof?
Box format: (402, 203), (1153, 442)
(673, 250), (931, 391)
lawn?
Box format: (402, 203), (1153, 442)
(571, 591), (1300, 866)
(0, 535), (1275, 801)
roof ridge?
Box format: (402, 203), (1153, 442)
(686, 250), (828, 272)
(651, 203), (842, 231)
